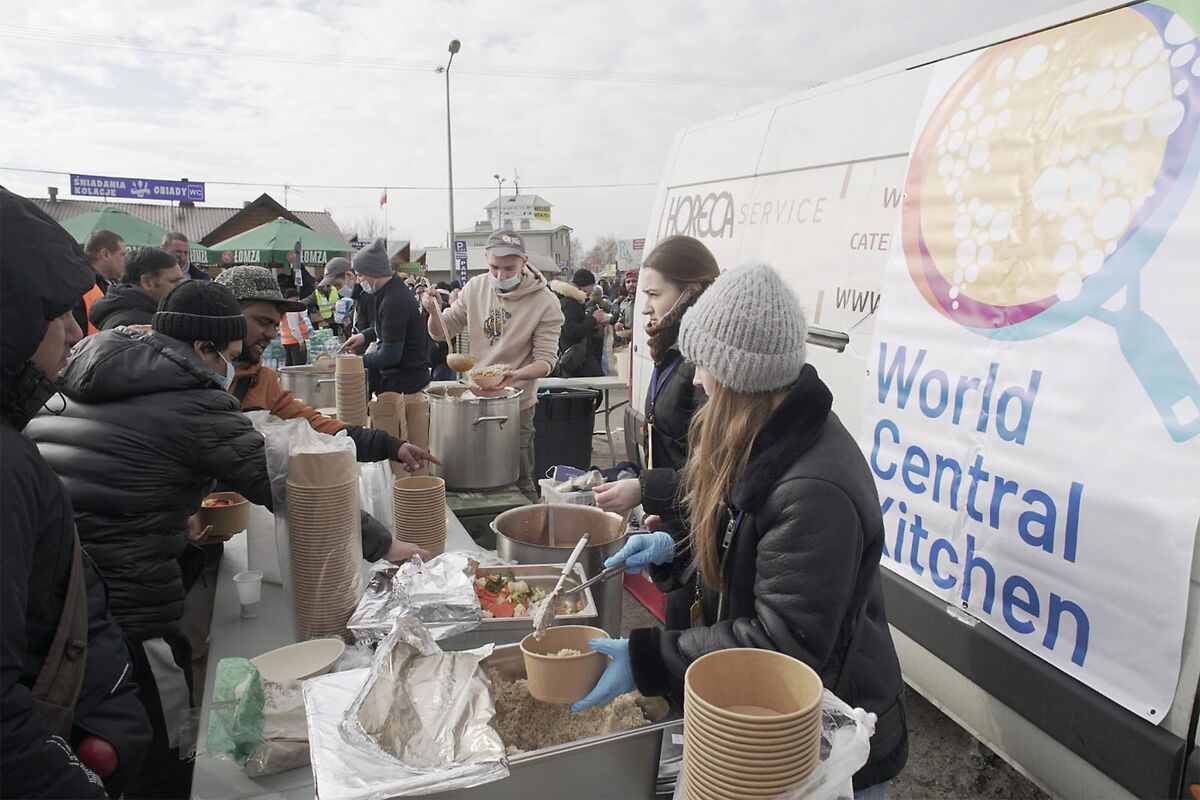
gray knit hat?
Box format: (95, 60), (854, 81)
(352, 238), (391, 278)
(678, 262), (806, 393)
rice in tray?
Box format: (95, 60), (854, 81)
(486, 669), (650, 755)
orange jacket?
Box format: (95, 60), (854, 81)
(81, 283), (104, 336)
(230, 362), (344, 436)
(280, 311), (312, 346)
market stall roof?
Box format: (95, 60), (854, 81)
(207, 217), (353, 267)
(57, 206), (171, 249)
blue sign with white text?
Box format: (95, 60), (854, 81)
(70, 173), (206, 202)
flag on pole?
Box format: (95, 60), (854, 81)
(379, 188), (388, 208)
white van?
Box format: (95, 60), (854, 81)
(627, 1), (1200, 796)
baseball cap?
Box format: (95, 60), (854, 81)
(486, 228), (526, 258)
(318, 256), (353, 287)
(215, 266), (305, 311)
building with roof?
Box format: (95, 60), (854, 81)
(29, 190), (347, 269)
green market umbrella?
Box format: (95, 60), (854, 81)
(207, 217), (351, 267)
(58, 206), (170, 250)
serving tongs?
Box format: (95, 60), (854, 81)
(564, 562), (628, 596)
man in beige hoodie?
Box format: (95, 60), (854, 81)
(422, 228), (564, 498)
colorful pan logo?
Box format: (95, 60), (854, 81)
(902, 2), (1200, 442)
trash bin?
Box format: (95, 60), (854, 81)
(533, 388), (601, 483)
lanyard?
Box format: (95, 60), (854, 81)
(648, 355), (683, 421)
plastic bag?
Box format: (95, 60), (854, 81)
(204, 657), (314, 778)
(671, 689), (876, 800)
(247, 411), (365, 640)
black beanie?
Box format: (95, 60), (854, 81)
(152, 281), (247, 343)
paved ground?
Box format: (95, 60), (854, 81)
(593, 385), (1046, 799)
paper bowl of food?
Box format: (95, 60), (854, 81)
(250, 638), (346, 685)
(470, 364), (509, 390)
(520, 625), (608, 705)
(197, 492), (250, 538)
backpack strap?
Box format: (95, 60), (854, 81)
(31, 535), (88, 739)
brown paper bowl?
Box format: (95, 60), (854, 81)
(684, 755), (810, 797)
(289, 451), (357, 487)
(198, 492), (250, 537)
(685, 714), (820, 756)
(684, 729), (819, 779)
(334, 354), (363, 374)
(519, 625), (608, 705)
(685, 648), (822, 722)
(685, 686), (821, 733)
(393, 476), (445, 494)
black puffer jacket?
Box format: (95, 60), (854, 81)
(26, 329), (273, 641)
(88, 283), (158, 330)
(630, 366), (908, 788)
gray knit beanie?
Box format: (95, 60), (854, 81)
(678, 262), (806, 393)
(352, 238), (392, 278)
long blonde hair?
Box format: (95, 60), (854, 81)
(683, 382), (781, 589)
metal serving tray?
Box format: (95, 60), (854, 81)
(439, 563), (598, 651)
(412, 643), (681, 799)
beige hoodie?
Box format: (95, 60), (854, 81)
(432, 264), (565, 408)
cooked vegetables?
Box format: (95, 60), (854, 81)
(473, 572), (581, 619)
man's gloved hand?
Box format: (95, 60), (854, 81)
(570, 638), (634, 712)
(604, 531), (675, 575)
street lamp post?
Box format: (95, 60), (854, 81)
(437, 39), (461, 250)
(493, 173), (506, 229)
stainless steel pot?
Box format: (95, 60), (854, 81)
(278, 363), (339, 408)
(426, 386), (522, 490)
(491, 505), (628, 636)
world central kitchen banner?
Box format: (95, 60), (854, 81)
(860, 1), (1200, 721)
(71, 173), (205, 202)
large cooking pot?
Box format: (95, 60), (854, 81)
(426, 386), (522, 490)
(279, 363), (339, 408)
(491, 505), (627, 636)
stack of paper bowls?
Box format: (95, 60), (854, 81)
(334, 354), (368, 427)
(286, 449), (361, 639)
(682, 648), (823, 800)
(392, 476), (446, 557)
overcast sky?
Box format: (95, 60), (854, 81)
(0, 0), (1081, 250)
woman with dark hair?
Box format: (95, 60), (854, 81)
(575, 264), (908, 795)
(593, 235), (719, 628)
(27, 280), (273, 798)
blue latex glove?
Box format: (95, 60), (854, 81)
(571, 638), (634, 712)
(604, 531), (675, 575)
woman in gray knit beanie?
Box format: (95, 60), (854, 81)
(575, 262), (909, 792)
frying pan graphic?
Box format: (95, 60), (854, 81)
(903, 2), (1200, 442)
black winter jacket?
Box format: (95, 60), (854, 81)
(1, 188), (151, 798)
(88, 284), (158, 330)
(26, 329), (273, 641)
(550, 281), (602, 377)
(1, 423), (153, 797)
(630, 366), (908, 788)
(639, 350), (702, 529)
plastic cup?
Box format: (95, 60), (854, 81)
(233, 570), (263, 618)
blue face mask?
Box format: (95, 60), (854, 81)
(489, 272), (522, 292)
(338, 285), (354, 298)
(211, 344), (236, 391)
(360, 280), (376, 295)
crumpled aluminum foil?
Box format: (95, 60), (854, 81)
(348, 551), (507, 644)
(304, 617), (508, 800)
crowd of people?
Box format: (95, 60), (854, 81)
(3, 182), (906, 798)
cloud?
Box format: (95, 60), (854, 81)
(0, 0), (1078, 248)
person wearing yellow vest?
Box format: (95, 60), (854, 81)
(305, 263), (341, 332)
(73, 229), (126, 336)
